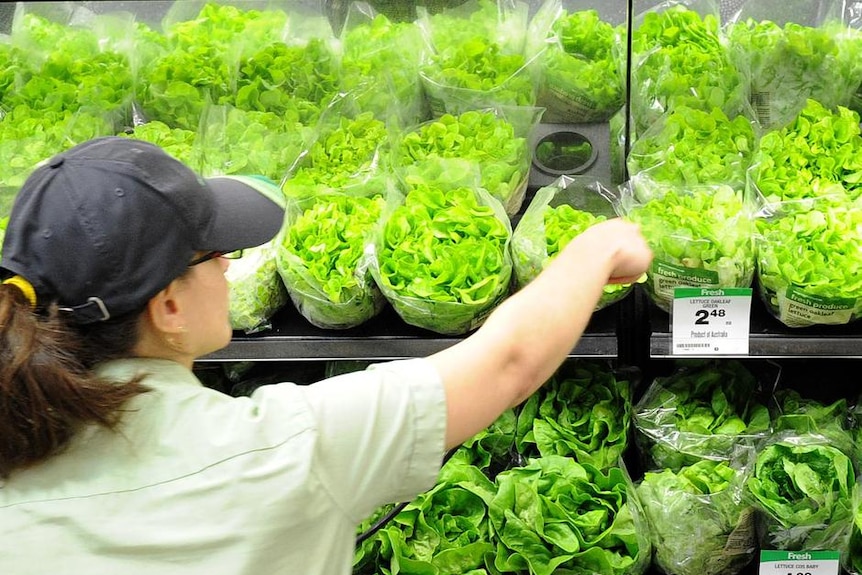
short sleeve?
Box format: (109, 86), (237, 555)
(296, 358), (447, 521)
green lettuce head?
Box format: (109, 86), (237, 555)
(746, 437), (855, 551)
(490, 456), (650, 575)
(637, 456), (757, 575)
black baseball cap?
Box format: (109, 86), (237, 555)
(0, 136), (286, 324)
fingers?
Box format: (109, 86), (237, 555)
(588, 219), (653, 281)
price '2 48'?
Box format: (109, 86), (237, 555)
(694, 308), (726, 324)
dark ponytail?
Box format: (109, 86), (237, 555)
(0, 285), (149, 478)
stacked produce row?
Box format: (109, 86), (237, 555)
(337, 357), (862, 575)
(619, 0), (862, 328)
(0, 0), (632, 336)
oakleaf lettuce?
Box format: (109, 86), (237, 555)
(621, 179), (755, 312)
(749, 99), (862, 204)
(394, 109), (538, 215)
(227, 239), (288, 334)
(627, 3), (747, 133)
(370, 175), (512, 335)
(529, 4), (624, 123)
(340, 8), (426, 125)
(417, 0), (536, 115)
(277, 189), (386, 329)
(513, 177), (638, 310)
(727, 15), (862, 130)
(754, 195), (862, 327)
(627, 105), (755, 190)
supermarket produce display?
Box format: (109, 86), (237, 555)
(5, 0), (862, 574)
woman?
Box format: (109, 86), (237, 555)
(0, 136), (651, 574)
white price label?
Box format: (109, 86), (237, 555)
(671, 287), (752, 355)
(758, 550), (840, 575)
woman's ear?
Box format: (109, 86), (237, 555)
(145, 279), (186, 335)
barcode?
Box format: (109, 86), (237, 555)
(676, 343), (711, 348)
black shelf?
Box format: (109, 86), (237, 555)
(200, 296), (621, 362)
(648, 287), (862, 359)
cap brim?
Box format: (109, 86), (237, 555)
(202, 176), (285, 252)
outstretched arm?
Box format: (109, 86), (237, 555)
(428, 218), (652, 449)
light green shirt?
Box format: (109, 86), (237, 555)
(0, 357), (447, 575)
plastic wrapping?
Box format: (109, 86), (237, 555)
(416, 0), (536, 116)
(282, 103), (392, 197)
(276, 182), (387, 330)
(626, 105), (756, 192)
(747, 99), (862, 206)
(339, 3), (427, 126)
(227, 239), (289, 334)
(512, 175), (639, 311)
(369, 160), (512, 335)
(618, 176), (755, 313)
(527, 1), (624, 124)
(746, 433), (856, 553)
(726, 0), (861, 131)
(754, 195), (862, 328)
(633, 360), (771, 470)
(626, 0), (748, 135)
(392, 107), (541, 216)
(636, 447), (758, 575)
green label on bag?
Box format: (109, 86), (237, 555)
(652, 260), (719, 300)
(758, 550), (839, 575)
(777, 287), (856, 327)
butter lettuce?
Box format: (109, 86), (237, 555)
(490, 456), (650, 575)
(514, 361), (632, 470)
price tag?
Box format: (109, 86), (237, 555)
(671, 287), (752, 355)
(758, 550), (840, 575)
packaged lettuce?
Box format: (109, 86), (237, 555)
(749, 99), (862, 205)
(620, 178), (755, 313)
(626, 105), (756, 190)
(369, 167), (512, 335)
(277, 187), (387, 330)
(365, 456), (498, 575)
(636, 452), (757, 575)
(394, 108), (539, 215)
(755, 195), (862, 327)
(528, 2), (624, 123)
(727, 1), (862, 131)
(227, 239), (288, 334)
(771, 389), (857, 458)
(746, 434), (855, 552)
(489, 456), (651, 575)
(283, 110), (391, 197)
(627, 2), (747, 134)
(512, 176), (639, 310)
(139, 1), (295, 129)
(120, 121), (198, 167)
(633, 360), (771, 470)
(417, 0), (536, 115)
(339, 6), (426, 125)
(514, 360), (633, 470)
